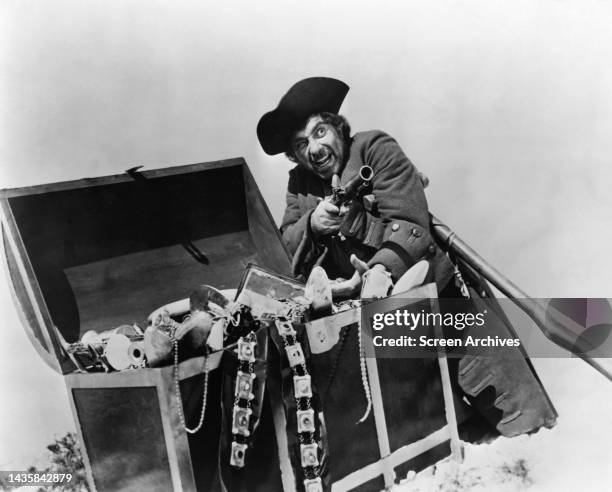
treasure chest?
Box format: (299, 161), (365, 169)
(0, 158), (292, 492)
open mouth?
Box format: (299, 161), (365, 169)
(312, 154), (332, 168)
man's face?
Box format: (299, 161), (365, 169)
(290, 115), (347, 181)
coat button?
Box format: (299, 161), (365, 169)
(428, 244), (436, 254)
(391, 223), (399, 232)
(412, 228), (422, 237)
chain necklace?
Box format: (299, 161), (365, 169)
(229, 331), (258, 468)
(155, 306), (245, 437)
(173, 337), (210, 434)
(274, 318), (323, 492)
(356, 317), (372, 423)
(151, 313), (209, 434)
(163, 304), (244, 436)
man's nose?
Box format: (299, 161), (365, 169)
(308, 140), (325, 160)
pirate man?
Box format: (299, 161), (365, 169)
(257, 77), (455, 297)
(255, 78), (557, 443)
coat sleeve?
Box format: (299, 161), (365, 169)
(363, 132), (438, 280)
(279, 169), (326, 278)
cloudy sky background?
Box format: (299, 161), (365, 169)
(1, 0), (611, 488)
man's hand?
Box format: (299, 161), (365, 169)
(330, 254), (370, 299)
(330, 256), (393, 300)
(310, 198), (345, 236)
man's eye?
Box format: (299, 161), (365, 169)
(294, 140), (307, 152)
(315, 126), (327, 137)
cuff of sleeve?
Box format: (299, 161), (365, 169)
(368, 243), (416, 281)
(367, 221), (434, 281)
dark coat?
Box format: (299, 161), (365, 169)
(280, 130), (455, 290)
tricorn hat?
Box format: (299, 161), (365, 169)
(256, 77), (350, 155)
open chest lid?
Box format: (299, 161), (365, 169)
(1, 158), (292, 374)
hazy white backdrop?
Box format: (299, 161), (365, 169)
(1, 1), (611, 489)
